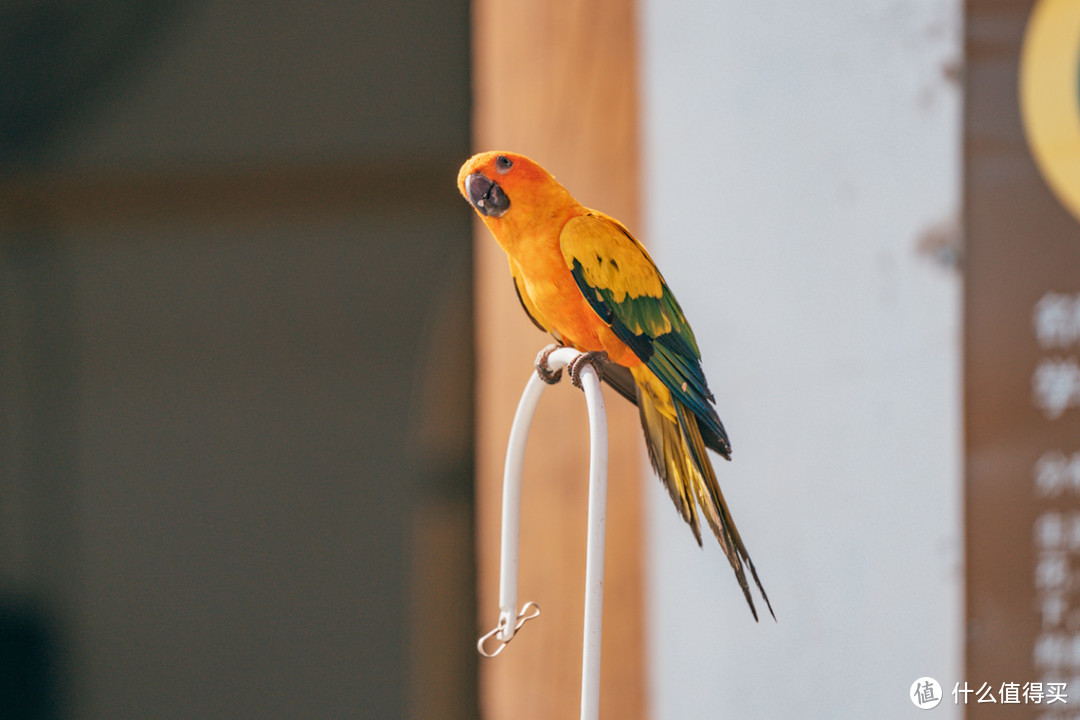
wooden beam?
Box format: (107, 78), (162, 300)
(0, 157), (462, 231)
(471, 2), (646, 719)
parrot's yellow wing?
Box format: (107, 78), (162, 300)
(558, 212), (731, 457)
(559, 211), (772, 621)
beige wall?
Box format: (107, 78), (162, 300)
(641, 1), (964, 717)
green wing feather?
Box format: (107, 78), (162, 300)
(559, 212), (731, 457)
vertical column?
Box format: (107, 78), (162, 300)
(470, 2), (646, 719)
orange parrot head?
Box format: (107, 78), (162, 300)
(457, 151), (583, 239)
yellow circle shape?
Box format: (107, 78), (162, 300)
(1020, 0), (1080, 225)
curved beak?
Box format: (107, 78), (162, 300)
(464, 172), (510, 218)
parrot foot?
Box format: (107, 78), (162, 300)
(534, 344), (564, 384)
(567, 351), (609, 390)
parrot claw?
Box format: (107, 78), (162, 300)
(534, 344), (563, 384)
(567, 351), (609, 390)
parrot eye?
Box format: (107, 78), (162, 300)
(495, 155), (513, 174)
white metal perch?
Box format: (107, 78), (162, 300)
(477, 346), (609, 720)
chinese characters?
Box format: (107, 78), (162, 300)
(1032, 291), (1080, 718)
(1033, 292), (1080, 418)
(952, 681), (1067, 705)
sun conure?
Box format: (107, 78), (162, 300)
(459, 151), (772, 621)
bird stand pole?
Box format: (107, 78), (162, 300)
(477, 346), (609, 720)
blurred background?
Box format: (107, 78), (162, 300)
(2, 1), (1077, 719)
(1, 2), (474, 719)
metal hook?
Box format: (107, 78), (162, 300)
(477, 601), (541, 658)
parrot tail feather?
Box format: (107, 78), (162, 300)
(638, 390), (703, 545)
(634, 371), (773, 621)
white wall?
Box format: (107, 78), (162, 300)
(640, 1), (963, 717)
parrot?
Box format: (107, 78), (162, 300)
(459, 151), (773, 621)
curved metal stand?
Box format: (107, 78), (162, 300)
(477, 347), (609, 720)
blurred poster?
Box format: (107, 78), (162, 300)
(966, 0), (1080, 716)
